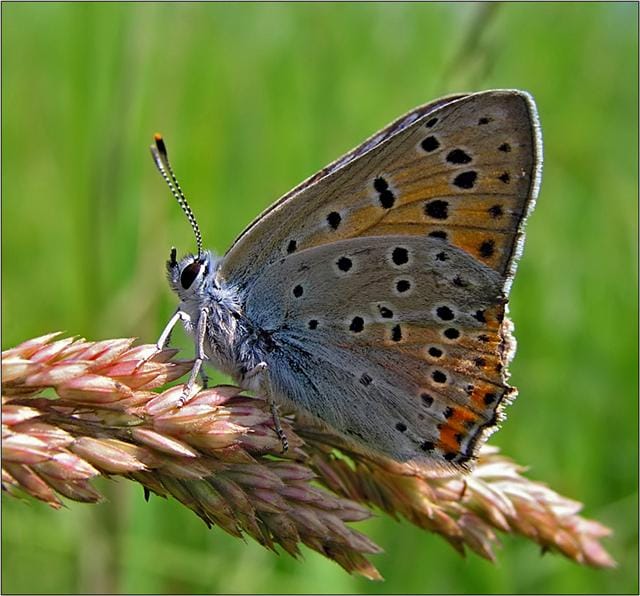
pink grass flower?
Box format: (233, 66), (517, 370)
(2, 333), (615, 578)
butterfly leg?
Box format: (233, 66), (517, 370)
(244, 362), (289, 453)
(269, 399), (289, 454)
(152, 307), (209, 405)
(136, 308), (190, 376)
(156, 308), (190, 351)
(178, 306), (209, 405)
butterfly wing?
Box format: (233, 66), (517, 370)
(218, 90), (542, 472)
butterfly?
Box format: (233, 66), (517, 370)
(150, 89), (542, 475)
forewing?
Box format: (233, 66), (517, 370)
(219, 90), (541, 292)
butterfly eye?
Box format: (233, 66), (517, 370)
(181, 260), (202, 289)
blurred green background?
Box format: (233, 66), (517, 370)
(2, 2), (637, 594)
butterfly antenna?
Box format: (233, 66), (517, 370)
(150, 134), (203, 259)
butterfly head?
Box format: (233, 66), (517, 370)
(166, 247), (218, 301)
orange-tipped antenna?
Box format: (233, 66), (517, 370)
(150, 134), (203, 259)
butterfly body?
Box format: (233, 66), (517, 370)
(157, 89), (542, 475)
